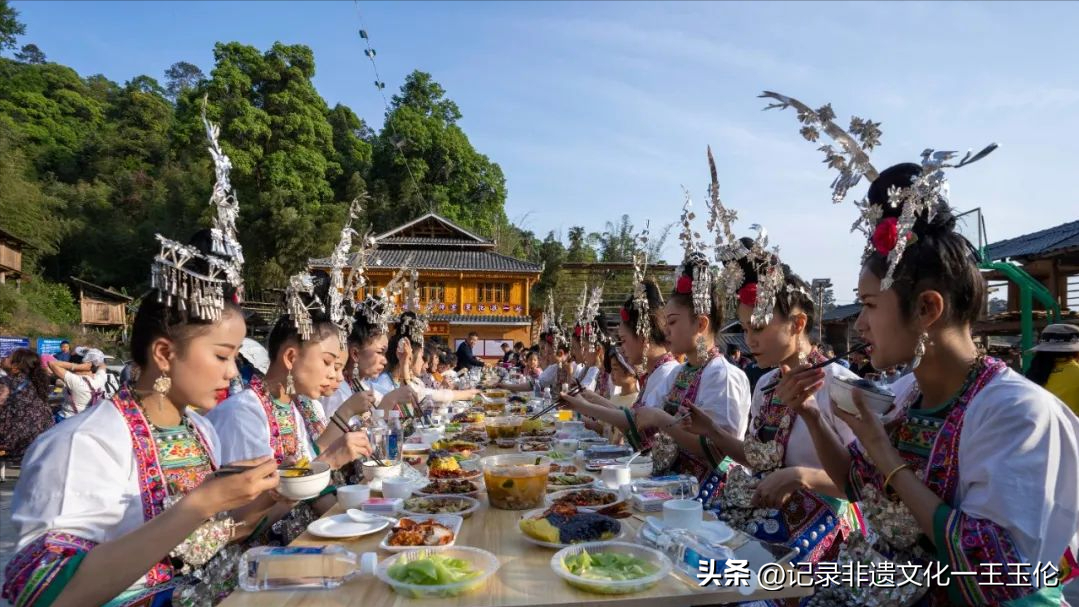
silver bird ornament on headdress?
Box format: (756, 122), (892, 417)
(761, 90), (997, 291)
(326, 197), (364, 342)
(150, 100), (245, 322)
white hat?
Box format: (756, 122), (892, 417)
(1030, 324), (1079, 353)
(238, 338), (270, 374)
(83, 349), (106, 366)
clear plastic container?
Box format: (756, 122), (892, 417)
(550, 541), (672, 595)
(375, 546), (500, 598)
(483, 453), (551, 510)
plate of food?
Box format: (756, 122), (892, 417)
(518, 503), (630, 548)
(416, 478), (482, 498)
(547, 472), (596, 491)
(518, 438), (555, 453)
(546, 488), (624, 512)
(427, 451), (485, 481)
(450, 428), (489, 445)
(431, 439), (484, 458)
(401, 495), (481, 518)
(451, 411), (485, 424)
(548, 463), (578, 474)
(379, 515), (463, 552)
(377, 547), (500, 599)
(551, 542), (672, 595)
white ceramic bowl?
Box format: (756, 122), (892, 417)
(277, 461), (331, 500)
(830, 377), (895, 416)
(382, 477), (417, 500)
(337, 484), (372, 508)
(362, 461), (404, 484)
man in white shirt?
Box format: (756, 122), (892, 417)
(47, 348), (109, 418)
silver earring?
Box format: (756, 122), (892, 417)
(285, 372), (296, 396)
(695, 335), (708, 362)
(911, 332), (929, 370)
(153, 372), (171, 412)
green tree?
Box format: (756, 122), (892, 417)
(565, 226), (599, 263)
(163, 61), (204, 102)
(532, 231), (565, 306)
(174, 42), (349, 293)
(0, 0), (24, 52)
(367, 71), (507, 236)
(14, 42), (44, 64)
(0, 123), (69, 265)
(326, 103), (373, 202)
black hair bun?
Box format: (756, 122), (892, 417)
(867, 163), (921, 211)
(867, 162), (958, 237)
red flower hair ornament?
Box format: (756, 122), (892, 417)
(619, 308), (631, 322)
(737, 283), (758, 308)
(675, 275), (693, 294)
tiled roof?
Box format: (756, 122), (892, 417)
(822, 303), (862, 322)
(311, 249), (542, 274)
(986, 219), (1079, 261)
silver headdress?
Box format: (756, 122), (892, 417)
(577, 284), (606, 348)
(326, 197), (364, 342)
(541, 293), (567, 350)
(675, 194), (714, 318)
(628, 225), (654, 337)
(398, 268), (432, 343)
(762, 90), (997, 290)
(150, 103), (245, 321)
(355, 256), (413, 335)
(702, 147), (796, 327)
(282, 272), (322, 341)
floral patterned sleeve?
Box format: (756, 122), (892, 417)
(2, 532), (98, 607)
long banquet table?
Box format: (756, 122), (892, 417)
(219, 447), (815, 607)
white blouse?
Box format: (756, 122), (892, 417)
(11, 401), (220, 590)
(206, 388), (316, 464)
(888, 367), (1079, 569)
(665, 356), (752, 438)
(638, 359), (681, 409)
(750, 363), (857, 469)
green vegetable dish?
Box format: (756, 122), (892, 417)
(563, 549), (658, 581)
(385, 554), (482, 597)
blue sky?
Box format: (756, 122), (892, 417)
(12, 1), (1079, 302)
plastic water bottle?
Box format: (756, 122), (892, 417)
(542, 387), (552, 412)
(238, 546), (377, 591)
(387, 410), (403, 460)
(639, 523), (734, 584)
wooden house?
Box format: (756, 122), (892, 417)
(71, 277), (132, 330)
(309, 213), (543, 359)
(0, 227), (29, 288)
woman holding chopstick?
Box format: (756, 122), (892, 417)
(675, 237), (862, 568)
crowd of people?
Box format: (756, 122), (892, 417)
(2, 95), (1079, 607)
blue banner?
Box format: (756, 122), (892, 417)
(37, 337), (66, 356)
(0, 336), (30, 358)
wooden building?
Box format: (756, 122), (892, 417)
(984, 219), (1079, 313)
(71, 277), (132, 333)
(0, 227), (29, 288)
(310, 213), (543, 359)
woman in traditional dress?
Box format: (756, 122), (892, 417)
(676, 236), (862, 570)
(563, 205), (752, 481)
(764, 91), (1079, 606)
(2, 116), (280, 606)
(0, 348), (54, 460)
(207, 270), (376, 542)
(370, 312), (478, 405)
